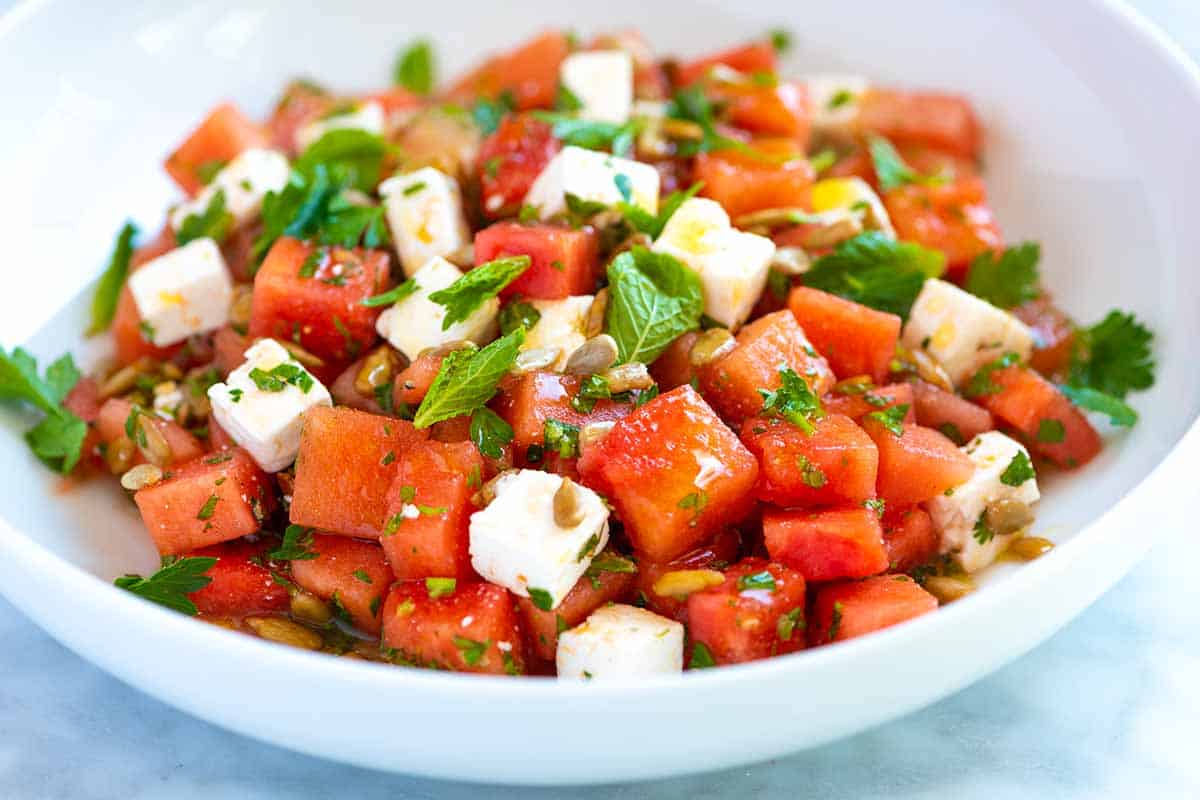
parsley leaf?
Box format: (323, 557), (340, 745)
(585, 551), (638, 579)
(113, 556), (217, 616)
(88, 222), (137, 335)
(413, 329), (525, 428)
(964, 242), (1042, 309)
(1068, 310), (1155, 399)
(759, 367), (824, 434)
(737, 571), (777, 592)
(452, 635), (489, 666)
(999, 451), (1036, 487)
(868, 135), (947, 192)
(469, 407), (513, 459)
(803, 232), (945, 319)
(972, 512), (995, 545)
(1037, 418), (1066, 443)
(0, 348), (86, 474)
(527, 587), (554, 611)
(270, 524), (319, 561)
(865, 403), (910, 436)
(394, 39), (435, 95)
(1059, 384), (1138, 427)
(428, 256), (530, 330)
(604, 247), (704, 365)
(176, 188), (234, 246)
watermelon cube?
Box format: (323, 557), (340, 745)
(809, 574), (938, 646)
(290, 533), (393, 634)
(686, 558), (808, 665)
(762, 507), (889, 582)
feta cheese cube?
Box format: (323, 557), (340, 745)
(294, 100), (385, 152)
(374, 256), (499, 360)
(520, 295), (594, 370)
(556, 604), (684, 679)
(560, 50), (634, 124)
(805, 74), (871, 139)
(169, 148), (289, 232)
(809, 176), (895, 238)
(207, 338), (332, 473)
(902, 279), (1036, 387)
(379, 167), (472, 277)
(652, 197), (775, 330)
(469, 470), (610, 610)
(127, 238), (233, 347)
(524, 145), (659, 220)
(926, 431), (1041, 573)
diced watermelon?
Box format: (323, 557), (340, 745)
(740, 414), (878, 507)
(290, 533), (393, 635)
(577, 385), (758, 561)
(635, 529), (742, 622)
(911, 380), (994, 445)
(266, 79), (333, 155)
(473, 222), (600, 299)
(164, 102), (269, 197)
(444, 30), (570, 110)
(856, 88), (982, 161)
(698, 310), (835, 425)
(809, 575), (938, 646)
(863, 420), (975, 507)
(208, 417), (237, 452)
(63, 378), (101, 424)
(493, 371), (635, 464)
(112, 288), (181, 366)
(517, 565), (637, 662)
(290, 406), (428, 539)
(884, 176), (1002, 279)
(133, 449), (276, 556)
(249, 237), (390, 365)
(187, 538), (290, 618)
(882, 506), (939, 574)
(96, 397), (205, 468)
(694, 140), (815, 219)
(391, 351), (445, 411)
(476, 114), (561, 219)
(787, 286), (900, 383)
(381, 581), (525, 674)
(1014, 296), (1077, 379)
(711, 81), (811, 145)
(822, 383), (915, 423)
(687, 558), (807, 665)
(763, 507), (889, 582)
(212, 325), (250, 377)
(975, 365), (1102, 468)
(650, 331), (701, 392)
(675, 41), (777, 86)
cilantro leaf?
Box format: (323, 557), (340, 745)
(293, 128), (389, 192)
(1068, 310), (1155, 399)
(113, 556), (217, 615)
(868, 135), (947, 192)
(964, 242), (1041, 309)
(803, 232), (945, 319)
(87, 222), (137, 335)
(999, 451), (1036, 486)
(269, 524), (319, 561)
(176, 188), (234, 246)
(759, 367), (825, 434)
(0, 348), (86, 474)
(532, 112), (640, 157)
(413, 329), (525, 428)
(604, 247), (704, 365)
(428, 256), (530, 330)
(394, 39), (435, 95)
(1059, 384), (1138, 427)
(469, 407), (513, 459)
(471, 91), (516, 136)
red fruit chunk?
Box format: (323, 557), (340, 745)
(381, 581), (525, 674)
(636, 529), (742, 622)
(763, 507), (889, 582)
(911, 380), (994, 445)
(650, 332), (700, 392)
(391, 351), (445, 410)
(290, 407), (428, 539)
(695, 140), (814, 219)
(712, 81), (812, 144)
(882, 507), (939, 574)
(212, 325), (250, 377)
(493, 371), (634, 464)
(686, 558), (808, 665)
(266, 80), (333, 155)
(187, 539), (290, 618)
(856, 88), (982, 161)
(884, 176), (1002, 279)
(96, 398), (205, 468)
(698, 310), (835, 425)
(788, 286), (901, 383)
(134, 449), (276, 556)
(822, 383), (915, 423)
(809, 575), (938, 645)
(863, 420), (974, 507)
(444, 30), (569, 110)
(741, 414), (878, 508)
(290, 534), (392, 635)
(577, 385), (758, 561)
(675, 41), (777, 86)
(517, 566), (637, 662)
(63, 378), (101, 423)
(164, 102), (269, 197)
(975, 366), (1102, 468)
(1013, 296), (1077, 379)
(473, 222), (600, 299)
(477, 115), (560, 219)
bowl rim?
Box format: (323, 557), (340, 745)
(0, 0), (1197, 703)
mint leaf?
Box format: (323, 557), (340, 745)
(531, 112), (640, 157)
(619, 181), (705, 239)
(471, 91), (516, 136)
(428, 256), (530, 330)
(469, 407), (513, 459)
(804, 232), (945, 319)
(868, 135), (947, 192)
(413, 329), (525, 428)
(176, 188), (234, 246)
(88, 222), (138, 335)
(604, 247), (704, 365)
(114, 556), (218, 616)
(294, 128), (389, 192)
(394, 39), (435, 95)
(964, 242), (1041, 309)
(361, 278), (419, 308)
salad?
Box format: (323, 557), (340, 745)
(0, 29), (1156, 678)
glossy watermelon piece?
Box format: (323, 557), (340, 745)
(675, 40), (777, 86)
(290, 533), (393, 635)
(821, 382), (915, 423)
(863, 419), (975, 507)
(187, 538), (290, 618)
(694, 140), (815, 219)
(96, 397), (205, 468)
(1014, 296), (1077, 379)
(476, 114), (561, 219)
(473, 222), (600, 299)
(686, 558), (808, 666)
(635, 529), (742, 622)
(517, 565), (637, 662)
(809, 574), (938, 646)
(884, 176), (1002, 279)
(650, 331), (701, 392)
(787, 286), (901, 383)
(712, 81), (811, 144)
(740, 413), (878, 507)
(910, 380), (994, 445)
(444, 29), (569, 110)
(762, 507), (889, 582)
(856, 88), (982, 160)
(164, 102), (269, 197)
(882, 506), (939, 574)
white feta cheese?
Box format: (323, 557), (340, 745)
(207, 338), (332, 473)
(169, 148), (289, 232)
(127, 238), (233, 347)
(374, 256), (499, 360)
(379, 167), (472, 278)
(294, 100), (385, 152)
(469, 470), (610, 610)
(560, 50), (634, 124)
(524, 145), (659, 220)
(902, 279), (1036, 387)
(926, 431), (1041, 573)
(520, 295), (594, 371)
(556, 604), (684, 679)
(805, 74), (871, 139)
(652, 197), (775, 330)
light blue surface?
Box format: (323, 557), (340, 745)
(2, 1), (1199, 797)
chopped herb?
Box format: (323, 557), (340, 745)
(138, 320), (157, 342)
(393, 39), (434, 95)
(544, 418), (581, 459)
(666, 86), (768, 159)
(412, 329), (525, 428)
(571, 374), (611, 414)
(767, 268), (791, 301)
(828, 601), (844, 641)
(964, 242), (1042, 309)
(737, 570), (777, 592)
(353, 569), (373, 584)
(203, 452), (234, 465)
(613, 173), (633, 203)
(827, 89), (854, 110)
(402, 181), (427, 196)
(527, 587), (554, 611)
(575, 533), (601, 563)
(498, 300), (541, 335)
(248, 362), (315, 394)
(1059, 384), (1138, 427)
(809, 148), (837, 174)
(1000, 451), (1036, 486)
(381, 451), (396, 466)
(777, 607), (805, 641)
(1037, 418), (1066, 443)
(677, 490), (708, 527)
(865, 404), (909, 436)
(426, 577), (457, 598)
(768, 28), (792, 53)
(228, 388), (244, 403)
(804, 232), (945, 319)
(796, 453), (828, 488)
(633, 383), (660, 408)
(428, 256), (530, 329)
(113, 556), (217, 615)
(604, 247), (704, 365)
(584, 551), (638, 580)
(176, 188), (234, 246)
(964, 352), (1020, 398)
(471, 90), (516, 136)
(196, 494), (219, 521)
(374, 383), (395, 415)
(361, 278), (419, 308)
(550, 259), (565, 272)
(939, 422), (965, 445)
(556, 615), (569, 634)
(370, 596), (382, 617)
(864, 498), (887, 518)
(689, 641), (716, 669)
(88, 222), (138, 335)
(556, 83), (584, 111)
(868, 135), (948, 192)
(270, 524), (319, 560)
(298, 247), (325, 278)
(483, 156), (502, 178)
(972, 511), (995, 545)
(759, 367), (824, 434)
(469, 407), (513, 459)
(530, 112), (641, 157)
(619, 181), (705, 240)
(563, 192), (610, 227)
(1068, 310), (1155, 399)
(195, 159), (227, 185)
(517, 204), (540, 223)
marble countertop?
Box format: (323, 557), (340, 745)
(3, 1), (1200, 798)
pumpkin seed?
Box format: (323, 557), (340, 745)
(553, 477), (586, 528)
(688, 328), (736, 367)
(354, 346), (398, 396)
(564, 334), (619, 376)
(513, 346), (562, 374)
(579, 420), (616, 451)
(602, 362), (654, 393)
(245, 616), (323, 650)
(119, 463), (163, 491)
(770, 246), (811, 276)
(99, 357), (154, 399)
(290, 591), (333, 625)
(279, 339), (325, 369)
(985, 498), (1036, 538)
(1009, 535), (1055, 561)
(923, 575), (975, 604)
(584, 289), (609, 339)
(652, 569), (725, 599)
(228, 285), (254, 329)
(417, 339), (475, 360)
(802, 211), (863, 249)
(103, 437), (136, 474)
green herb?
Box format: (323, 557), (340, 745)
(939, 422), (965, 445)
(353, 569), (373, 584)
(759, 367), (824, 434)
(196, 494), (220, 521)
(804, 232), (945, 319)
(402, 181), (427, 196)
(470, 407), (513, 459)
(315, 192), (391, 250)
(294, 128), (389, 193)
(827, 90), (854, 110)
(361, 278), (418, 308)
(777, 607), (804, 641)
(556, 83), (584, 111)
(689, 641), (716, 669)
(1059, 384), (1138, 427)
(575, 533), (601, 563)
(413, 329), (524, 428)
(248, 362), (315, 394)
(604, 247), (704, 365)
(972, 511), (995, 545)
(964, 242), (1041, 309)
(298, 248), (324, 278)
(613, 173), (634, 203)
(868, 135), (947, 192)
(482, 156), (502, 178)
(269, 524), (319, 561)
(426, 577), (457, 598)
(828, 601), (844, 641)
(677, 490), (708, 527)
(666, 86), (766, 159)
(531, 112), (640, 156)
(113, 556), (217, 615)
(203, 452), (233, 465)
(585, 551), (638, 582)
(228, 388), (244, 403)
(176, 188), (234, 246)
(563, 192), (610, 227)
(544, 418), (581, 459)
(556, 615), (569, 634)
(518, 204), (540, 223)
(796, 454), (827, 488)
(499, 300), (541, 335)
(471, 90), (516, 136)
(139, 320), (156, 342)
(865, 403), (909, 436)
(88, 222), (138, 335)
(1068, 310), (1155, 399)
(767, 268), (791, 301)
(394, 39), (434, 95)
(381, 450), (396, 466)
(618, 181), (705, 239)
(195, 159), (227, 185)
(737, 570), (776, 592)
(864, 497), (887, 518)
(768, 28), (792, 53)
(1000, 451), (1036, 487)
(633, 384), (659, 408)
(0, 348), (86, 474)
(429, 256), (530, 329)
(1036, 418), (1066, 443)
(964, 352), (1020, 398)
(527, 587), (554, 611)
(571, 374), (611, 414)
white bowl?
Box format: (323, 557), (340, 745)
(1, 0), (1198, 786)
